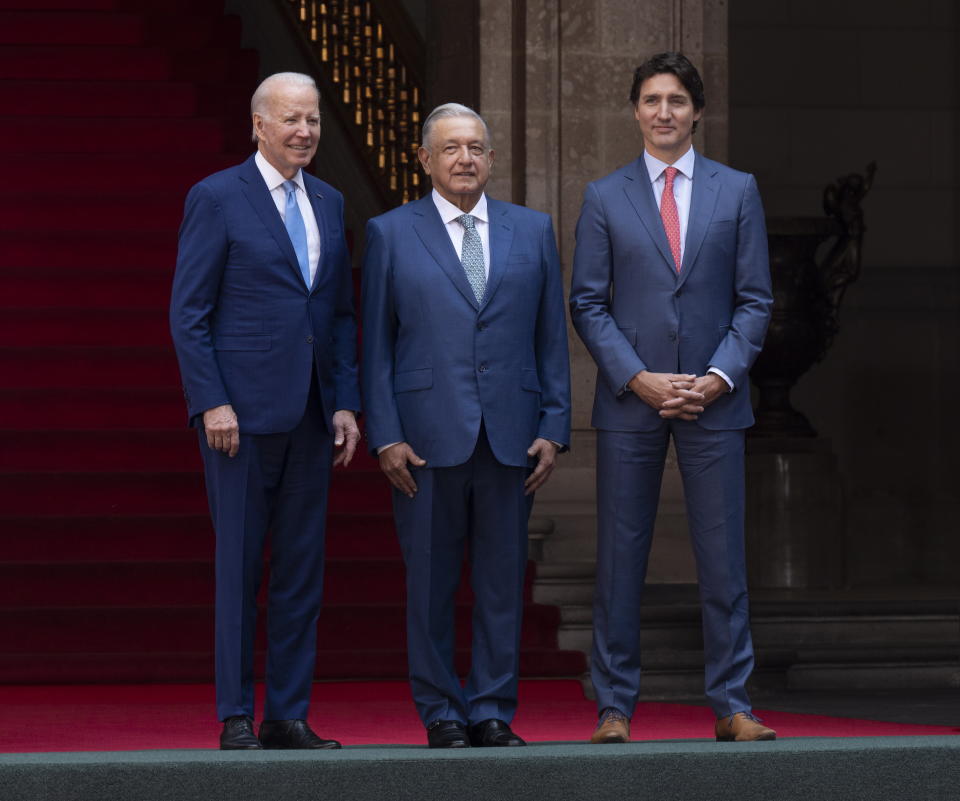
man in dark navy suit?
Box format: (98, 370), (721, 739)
(570, 53), (775, 743)
(170, 72), (360, 750)
(362, 104), (570, 748)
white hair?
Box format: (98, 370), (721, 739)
(250, 72), (319, 142)
(420, 103), (491, 150)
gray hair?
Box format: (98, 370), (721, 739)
(250, 72), (319, 142)
(420, 103), (491, 150)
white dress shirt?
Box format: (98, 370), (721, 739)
(255, 151), (321, 286)
(642, 147), (733, 391)
(432, 188), (491, 278)
(644, 147), (695, 265)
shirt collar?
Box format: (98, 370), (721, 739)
(432, 188), (488, 225)
(643, 146), (696, 183)
(255, 150), (305, 193)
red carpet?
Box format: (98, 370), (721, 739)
(0, 681), (956, 752)
(0, 0), (584, 684)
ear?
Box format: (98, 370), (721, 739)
(252, 113), (265, 141)
(487, 148), (495, 170)
(417, 146), (432, 175)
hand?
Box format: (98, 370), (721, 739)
(331, 410), (360, 467)
(524, 438), (559, 495)
(629, 371), (702, 414)
(378, 442), (426, 498)
(660, 373), (726, 420)
(202, 404), (239, 457)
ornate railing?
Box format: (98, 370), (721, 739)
(287, 0), (425, 206)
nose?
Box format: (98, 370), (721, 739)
(656, 100), (671, 119)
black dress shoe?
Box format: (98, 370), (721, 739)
(258, 719), (341, 749)
(468, 719), (526, 747)
(426, 720), (471, 748)
(220, 716), (262, 750)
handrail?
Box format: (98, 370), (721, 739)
(287, 0), (426, 206)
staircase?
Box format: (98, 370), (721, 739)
(0, 0), (585, 684)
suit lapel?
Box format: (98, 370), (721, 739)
(238, 155), (306, 289)
(622, 158), (677, 277)
(305, 181), (328, 294)
(678, 152), (720, 287)
(412, 196), (479, 310)
(481, 199), (513, 309)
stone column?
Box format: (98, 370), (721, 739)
(479, 0), (729, 582)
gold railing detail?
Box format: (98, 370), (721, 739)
(289, 0), (424, 205)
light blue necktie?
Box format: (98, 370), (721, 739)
(456, 213), (486, 304)
(282, 180), (311, 288)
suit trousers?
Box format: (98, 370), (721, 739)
(591, 422), (755, 719)
(392, 424), (532, 727)
(200, 374), (332, 722)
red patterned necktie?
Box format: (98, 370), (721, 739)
(660, 166), (682, 272)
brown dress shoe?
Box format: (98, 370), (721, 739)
(715, 712), (776, 742)
(590, 707), (630, 744)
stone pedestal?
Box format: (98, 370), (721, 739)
(745, 437), (845, 589)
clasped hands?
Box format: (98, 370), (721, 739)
(380, 437), (558, 499)
(202, 404), (360, 466)
(627, 370), (726, 421)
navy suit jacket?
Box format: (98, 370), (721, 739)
(570, 151), (773, 431)
(361, 194), (571, 468)
(170, 154), (360, 434)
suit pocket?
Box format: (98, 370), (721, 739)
(394, 368), (433, 393)
(214, 335), (271, 351)
(520, 368), (541, 392)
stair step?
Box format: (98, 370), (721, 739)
(0, 602), (562, 653)
(0, 346), (181, 388)
(0, 388), (185, 428)
(2, 116), (227, 153)
(0, 308), (172, 347)
(0, 80), (201, 117)
(0, 191), (188, 232)
(0, 557), (537, 606)
(0, 11), (144, 46)
(0, 231), (178, 269)
(0, 45), (170, 80)
(0, 514), (400, 561)
(0, 647), (587, 684)
(0, 470), (391, 516)
(0, 153), (240, 192)
(0, 45), (257, 82)
(3, 269), (174, 308)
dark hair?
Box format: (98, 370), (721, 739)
(629, 52), (705, 132)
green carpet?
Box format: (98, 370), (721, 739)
(3, 738), (959, 801)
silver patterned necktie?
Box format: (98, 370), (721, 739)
(456, 213), (486, 303)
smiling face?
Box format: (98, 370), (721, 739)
(253, 82), (320, 179)
(418, 115), (494, 211)
(634, 71), (702, 163)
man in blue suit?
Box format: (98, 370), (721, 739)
(362, 104), (570, 748)
(570, 53), (775, 743)
(169, 72), (360, 750)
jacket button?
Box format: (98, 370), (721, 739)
(478, 364), (487, 373)
(675, 289), (682, 297)
(668, 331), (677, 341)
(477, 322), (486, 331)
(306, 335), (314, 343)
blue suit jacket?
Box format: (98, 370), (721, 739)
(361, 194), (571, 468)
(570, 152), (773, 431)
(169, 154), (360, 434)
